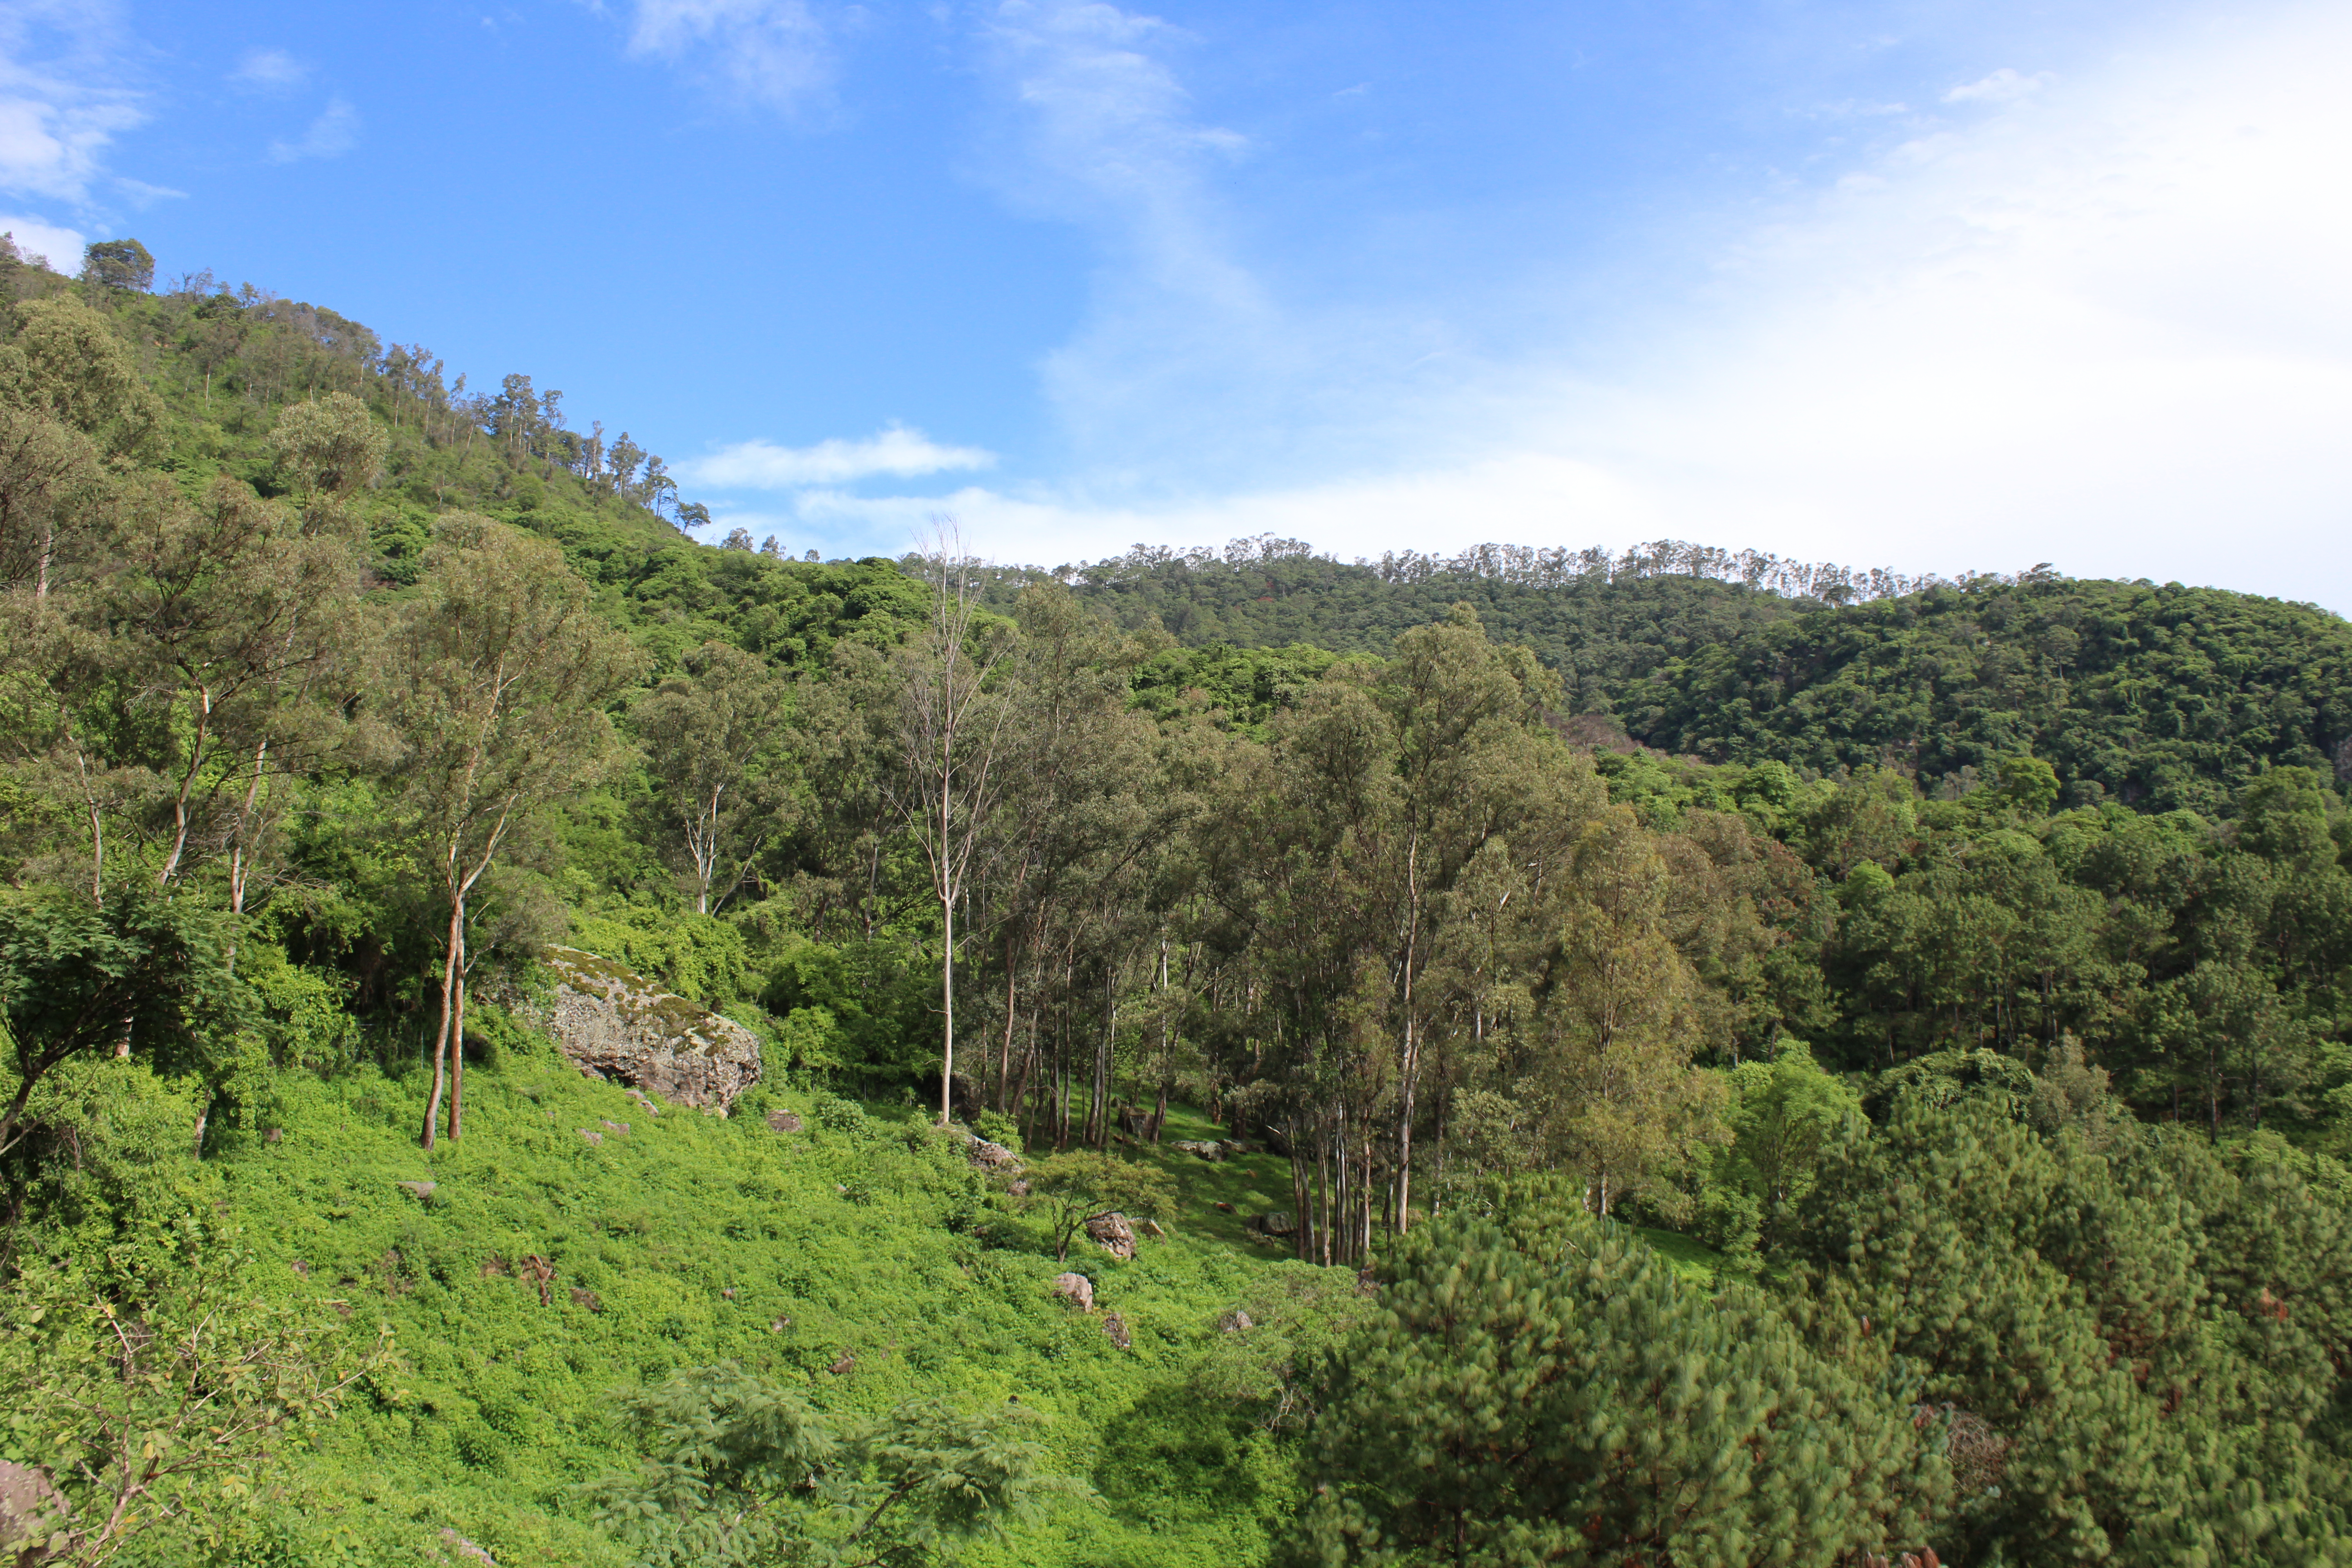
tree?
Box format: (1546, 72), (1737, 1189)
(381, 517), (639, 1148)
(0, 298), (165, 463)
(1695, 1044), (1862, 1259)
(894, 529), (1012, 1125)
(0, 297), (165, 600)
(78, 239), (154, 294)
(99, 476), (365, 889)
(0, 883), (241, 1158)
(267, 393), (386, 512)
(1371, 604), (1591, 1232)
(630, 641), (797, 915)
(0, 410), (98, 598)
(1019, 1150), (1174, 1263)
(1534, 808), (1727, 1218)
(0, 1217), (392, 1567)
(1284, 1186), (1941, 1567)
(587, 1363), (1066, 1567)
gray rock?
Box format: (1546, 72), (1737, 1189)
(1261, 1210), (1297, 1237)
(1102, 1312), (1132, 1349)
(967, 1137), (1022, 1173)
(1220, 1308), (1254, 1333)
(1051, 1272), (1095, 1312)
(1085, 1211), (1137, 1260)
(440, 1528), (497, 1565)
(765, 1109), (804, 1133)
(396, 1181), (437, 1200)
(1170, 1139), (1226, 1161)
(1, 1457), (70, 1545)
(506, 948), (762, 1111)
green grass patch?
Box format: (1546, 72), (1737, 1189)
(1627, 1224), (1731, 1288)
(1103, 1105), (1300, 1257)
(196, 1041), (1342, 1565)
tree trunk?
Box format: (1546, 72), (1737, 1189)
(997, 935), (1019, 1112)
(421, 898), (462, 1150)
(448, 949), (467, 1142)
(938, 872), (955, 1126)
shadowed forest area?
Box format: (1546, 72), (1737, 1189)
(4, 240), (2352, 1565)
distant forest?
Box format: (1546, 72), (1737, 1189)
(1010, 540), (2352, 818)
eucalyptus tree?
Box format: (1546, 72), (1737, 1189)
(0, 295), (165, 600)
(631, 640), (797, 915)
(975, 580), (1167, 1133)
(892, 531), (1013, 1126)
(382, 516), (639, 1148)
(1370, 604), (1601, 1230)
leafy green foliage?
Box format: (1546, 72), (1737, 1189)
(0, 882), (245, 1155)
(0, 1214), (392, 1567)
(1284, 1183), (1941, 1567)
(1021, 1152), (1176, 1263)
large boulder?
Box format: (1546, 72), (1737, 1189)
(967, 1137), (1021, 1174)
(509, 947), (761, 1111)
(1085, 1211), (1137, 1260)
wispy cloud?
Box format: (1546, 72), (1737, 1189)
(1943, 67), (2052, 105)
(230, 48), (308, 92)
(626, 0), (833, 108)
(978, 2), (1395, 483)
(268, 98), (360, 163)
(683, 426), (997, 488)
(897, 0), (2352, 611)
(0, 4), (144, 206)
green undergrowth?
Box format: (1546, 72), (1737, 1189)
(205, 1024), (1339, 1566)
(182, 1023), (1736, 1565)
(1115, 1105), (1301, 1254)
(1625, 1225), (1731, 1288)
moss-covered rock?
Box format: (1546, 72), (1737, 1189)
(508, 946), (762, 1110)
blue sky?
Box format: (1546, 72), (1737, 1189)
(3, 0), (2347, 609)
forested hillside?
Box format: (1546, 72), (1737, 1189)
(1036, 541), (2352, 814)
(5, 242), (2352, 1567)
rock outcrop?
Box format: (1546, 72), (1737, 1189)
(1051, 1272), (1095, 1312)
(1085, 1211), (1137, 1260)
(966, 1137), (1021, 1173)
(510, 947), (762, 1111)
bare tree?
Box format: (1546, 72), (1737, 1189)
(893, 523), (1011, 1125)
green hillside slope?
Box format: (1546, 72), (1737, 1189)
(1035, 546), (2352, 814)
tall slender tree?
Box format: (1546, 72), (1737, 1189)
(893, 526), (1011, 1125)
(382, 516), (638, 1148)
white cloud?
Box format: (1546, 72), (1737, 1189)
(1943, 67), (2052, 104)
(0, 2), (143, 206)
(0, 211), (80, 269)
(268, 98), (360, 163)
(904, 0), (2352, 612)
(626, 0), (833, 108)
(230, 48), (308, 91)
(683, 425), (997, 488)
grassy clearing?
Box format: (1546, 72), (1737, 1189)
(1115, 1104), (1301, 1255)
(203, 1029), (1339, 1566)
(1627, 1224), (1732, 1287)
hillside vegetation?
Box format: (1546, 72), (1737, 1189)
(1036, 541), (2352, 814)
(3, 243), (2352, 1566)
